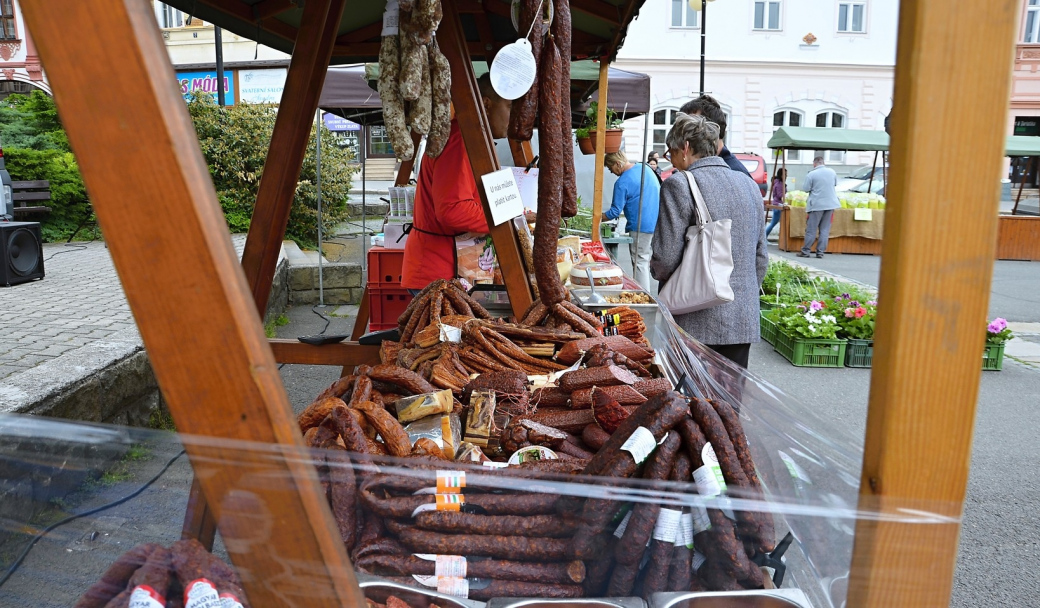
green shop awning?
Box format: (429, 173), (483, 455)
(1005, 135), (1040, 157)
(766, 127), (890, 152)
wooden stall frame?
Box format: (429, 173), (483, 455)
(590, 58), (609, 242)
(19, 0), (367, 605)
(847, 0), (1018, 606)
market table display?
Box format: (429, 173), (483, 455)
(778, 207), (885, 256)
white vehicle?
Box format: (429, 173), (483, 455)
(836, 164), (886, 192)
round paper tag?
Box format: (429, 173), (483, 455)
(490, 39), (537, 100)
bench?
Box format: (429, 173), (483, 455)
(11, 180), (51, 219)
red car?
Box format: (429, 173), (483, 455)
(734, 152), (768, 195)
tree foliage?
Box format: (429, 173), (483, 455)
(187, 92), (355, 248)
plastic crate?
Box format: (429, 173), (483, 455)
(774, 330), (847, 368)
(367, 247), (405, 287)
(844, 339), (874, 368)
(368, 286), (413, 331)
(760, 311), (779, 346)
(982, 343), (1005, 371)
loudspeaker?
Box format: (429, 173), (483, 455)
(0, 221), (45, 286)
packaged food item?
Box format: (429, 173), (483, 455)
(456, 233), (497, 285)
(404, 413), (462, 459)
(456, 441), (491, 463)
(570, 261), (624, 286)
(463, 390), (496, 447)
(557, 247), (574, 282)
(394, 389), (454, 424)
(507, 445), (559, 465)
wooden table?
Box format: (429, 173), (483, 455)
(996, 215), (1040, 260)
(778, 207), (884, 255)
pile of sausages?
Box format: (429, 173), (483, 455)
(74, 540), (249, 608)
(379, 0), (452, 161)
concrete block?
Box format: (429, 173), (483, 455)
(321, 264), (363, 288)
(288, 265), (316, 292)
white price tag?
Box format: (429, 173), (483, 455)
(675, 512), (695, 548)
(439, 323), (462, 343)
(652, 508), (682, 542)
(693, 443), (728, 496)
(490, 39), (537, 100)
(437, 577), (470, 598)
(184, 580), (219, 608)
(381, 0), (399, 36)
(854, 208), (873, 221)
(480, 168), (525, 226)
(435, 555), (467, 578)
(692, 551), (707, 572)
(690, 506), (712, 534)
(613, 510), (633, 538)
(621, 426), (657, 465)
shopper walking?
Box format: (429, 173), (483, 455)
(602, 150), (660, 289)
(765, 167), (787, 237)
(650, 113), (768, 369)
(799, 157), (840, 258)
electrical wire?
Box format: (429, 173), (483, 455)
(311, 305), (332, 335)
(0, 448), (187, 589)
(43, 243), (88, 262)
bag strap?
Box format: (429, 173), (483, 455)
(683, 169), (713, 226)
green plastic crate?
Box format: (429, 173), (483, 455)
(760, 312), (779, 345)
(844, 339), (874, 368)
(760, 300), (777, 310)
(774, 330), (847, 368)
(982, 343), (1005, 371)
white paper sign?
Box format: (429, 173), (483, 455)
(481, 168), (525, 226)
(854, 208), (873, 221)
(382, 0), (400, 36)
(239, 69), (287, 103)
(511, 167), (539, 212)
(490, 39), (537, 100)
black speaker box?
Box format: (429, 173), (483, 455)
(0, 221), (45, 286)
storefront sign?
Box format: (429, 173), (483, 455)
(239, 68), (286, 103)
(1014, 116), (1040, 137)
(480, 168), (524, 226)
(177, 71), (235, 104)
(323, 114), (361, 132)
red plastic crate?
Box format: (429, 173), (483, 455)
(368, 246), (406, 287)
(368, 286), (413, 331)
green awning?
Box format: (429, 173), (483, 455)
(1005, 135), (1040, 157)
(766, 127), (890, 152)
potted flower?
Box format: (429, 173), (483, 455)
(772, 300), (847, 367)
(576, 101), (624, 155)
(834, 295), (877, 367)
(983, 317), (1013, 371)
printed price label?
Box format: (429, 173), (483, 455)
(652, 508), (682, 542)
(436, 494), (464, 511)
(692, 551), (707, 572)
(184, 579), (220, 608)
(621, 426), (657, 465)
(691, 506), (712, 534)
(437, 470), (466, 494)
(382, 0), (400, 35)
(693, 443), (728, 496)
(675, 512), (695, 548)
(437, 577), (470, 598)
(435, 555), (467, 578)
(129, 586), (166, 608)
(219, 594), (244, 608)
(613, 510), (633, 538)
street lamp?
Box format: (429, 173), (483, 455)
(689, 0), (716, 96)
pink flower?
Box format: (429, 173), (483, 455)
(844, 308), (856, 318)
(854, 307), (867, 319)
(810, 301), (824, 312)
(988, 318), (1007, 334)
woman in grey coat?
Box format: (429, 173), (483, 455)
(650, 113), (768, 368)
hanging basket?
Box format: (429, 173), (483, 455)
(587, 129), (624, 154)
(577, 136), (595, 155)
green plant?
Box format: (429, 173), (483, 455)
(578, 101), (623, 138)
(575, 126), (590, 139)
(772, 300), (840, 340)
(833, 295), (877, 340)
(187, 92), (355, 247)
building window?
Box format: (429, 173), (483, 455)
(670, 0), (699, 28)
(1027, 0), (1040, 43)
(0, 0), (16, 41)
(652, 108), (680, 156)
(773, 109), (802, 161)
(838, 1), (866, 33)
(159, 3), (184, 29)
(815, 111), (847, 163)
(368, 125), (396, 157)
(753, 1), (782, 31)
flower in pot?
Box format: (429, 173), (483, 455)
(575, 126), (594, 154)
(577, 102), (624, 154)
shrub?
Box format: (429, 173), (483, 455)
(3, 148), (89, 242)
(187, 92), (354, 248)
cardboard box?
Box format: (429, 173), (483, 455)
(383, 221), (409, 250)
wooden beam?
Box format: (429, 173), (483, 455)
(332, 41), (488, 57)
(18, 1), (366, 606)
(847, 0), (1019, 606)
(269, 339), (381, 366)
(242, 0), (346, 316)
(591, 58), (608, 242)
(181, 477), (217, 549)
(350, 287), (372, 340)
(440, 0), (534, 318)
(336, 21), (382, 44)
(395, 131), (423, 186)
(571, 0), (621, 27)
(509, 139), (535, 167)
(254, 0), (297, 21)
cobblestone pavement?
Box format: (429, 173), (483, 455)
(0, 237), (249, 383)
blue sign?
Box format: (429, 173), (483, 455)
(177, 71), (235, 104)
(323, 113), (361, 132)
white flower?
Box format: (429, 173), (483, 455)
(808, 324), (817, 333)
(804, 312), (816, 323)
(821, 315), (836, 324)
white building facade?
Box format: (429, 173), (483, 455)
(0, 0), (49, 99)
(615, 0), (899, 181)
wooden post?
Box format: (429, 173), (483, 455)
(350, 286), (371, 340)
(509, 139), (536, 167)
(440, 0), (534, 317)
(848, 0), (1018, 606)
(395, 131), (424, 185)
(591, 58), (609, 242)
(240, 0), (346, 316)
(19, 1), (366, 606)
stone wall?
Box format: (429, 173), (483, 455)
(288, 262), (364, 305)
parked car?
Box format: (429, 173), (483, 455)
(837, 164), (887, 192)
(849, 177), (885, 196)
(734, 152), (768, 195)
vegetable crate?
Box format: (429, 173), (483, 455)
(760, 312), (779, 346)
(774, 330), (847, 368)
(367, 247), (406, 287)
(982, 343), (1005, 371)
(368, 286), (413, 331)
(844, 339), (874, 368)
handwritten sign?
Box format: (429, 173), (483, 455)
(854, 208), (873, 221)
(481, 168), (525, 226)
(510, 167), (539, 212)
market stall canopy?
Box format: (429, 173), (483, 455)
(352, 60), (650, 126)
(770, 127), (1040, 157)
(165, 0), (647, 65)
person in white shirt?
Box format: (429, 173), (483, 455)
(798, 157), (840, 258)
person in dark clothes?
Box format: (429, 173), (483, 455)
(679, 95), (753, 181)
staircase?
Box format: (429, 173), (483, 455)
(360, 158), (398, 181)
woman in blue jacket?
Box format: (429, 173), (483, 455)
(601, 150), (660, 289)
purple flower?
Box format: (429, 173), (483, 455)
(841, 293), (851, 299)
(987, 318), (1008, 334)
(867, 300), (878, 306)
(850, 301), (860, 307)
(810, 301), (824, 312)
(797, 304), (807, 311)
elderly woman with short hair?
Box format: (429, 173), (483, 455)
(650, 113), (768, 369)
